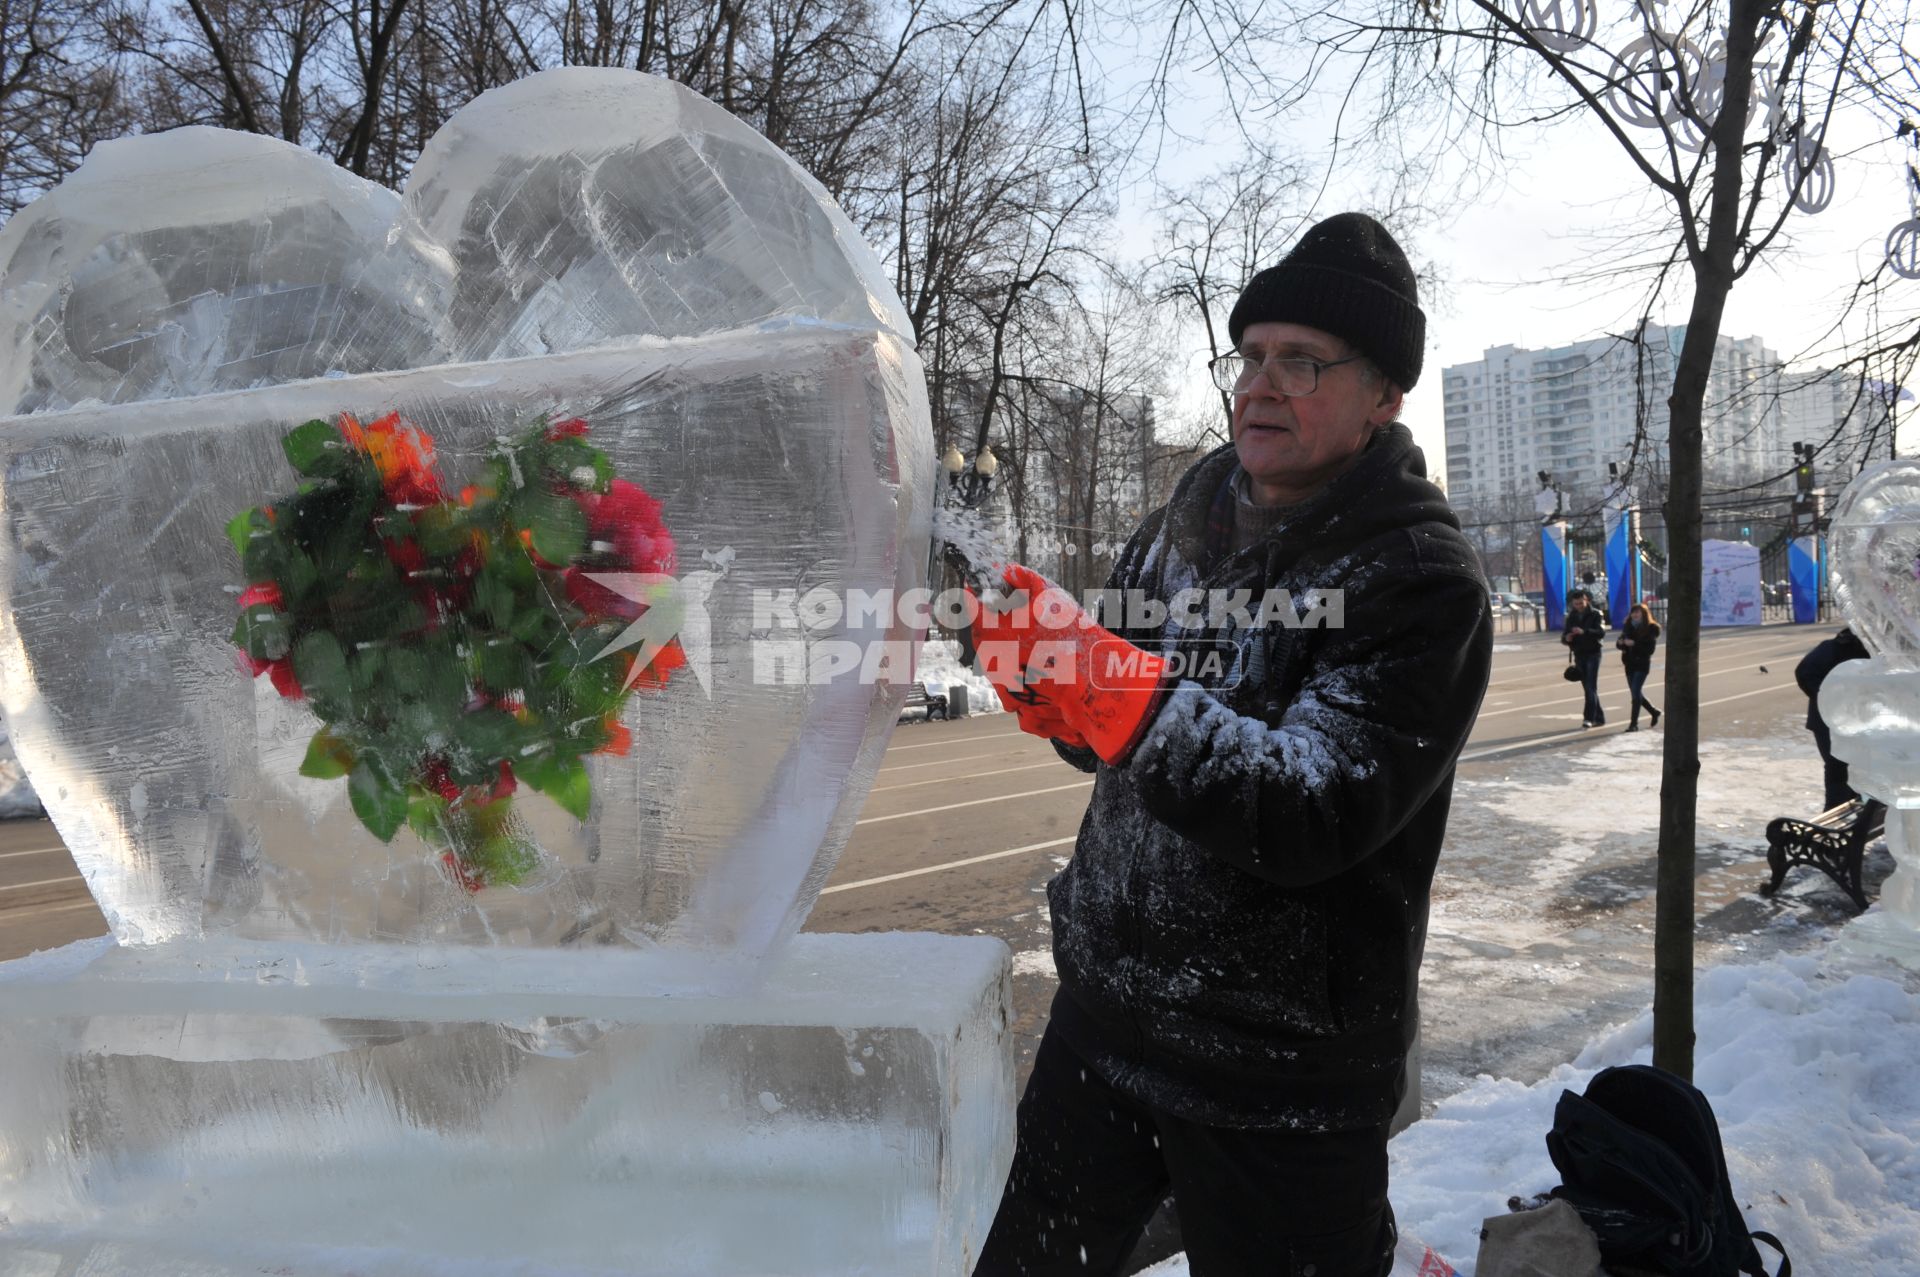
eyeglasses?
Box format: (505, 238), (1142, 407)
(1209, 350), (1363, 396)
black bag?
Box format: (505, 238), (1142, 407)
(1563, 653), (1582, 683)
(1547, 1065), (1790, 1277)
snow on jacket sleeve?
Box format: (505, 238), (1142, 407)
(1124, 563), (1492, 888)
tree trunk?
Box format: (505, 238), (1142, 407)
(1652, 0), (1763, 1080)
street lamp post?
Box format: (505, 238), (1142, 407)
(940, 443), (1000, 509)
(928, 444), (1004, 665)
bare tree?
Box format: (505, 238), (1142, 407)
(0, 0), (130, 213)
(1003, 265), (1170, 594)
(105, 0), (342, 144)
(324, 0), (412, 176)
(882, 29), (1107, 463)
(1153, 151), (1314, 427)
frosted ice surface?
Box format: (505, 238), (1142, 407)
(0, 932), (1016, 1275)
(1830, 458), (1920, 669)
(0, 128), (441, 415)
(384, 68), (912, 360)
(0, 71), (912, 416)
(0, 70), (933, 957)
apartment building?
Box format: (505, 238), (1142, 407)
(1439, 325), (1846, 510)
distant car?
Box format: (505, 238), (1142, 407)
(1488, 591), (1537, 615)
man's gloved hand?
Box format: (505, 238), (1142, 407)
(973, 564), (1169, 765)
(989, 684), (1089, 750)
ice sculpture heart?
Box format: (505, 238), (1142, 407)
(0, 70), (931, 972)
(1831, 459), (1920, 670)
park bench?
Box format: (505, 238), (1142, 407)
(899, 682), (949, 721)
(1760, 797), (1887, 912)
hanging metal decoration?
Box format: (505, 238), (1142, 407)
(1520, 0), (1597, 51)
(1607, 31), (1710, 131)
(1580, 2), (1918, 268)
(1782, 124), (1837, 214)
(1889, 168), (1920, 280)
(1883, 222), (1920, 280)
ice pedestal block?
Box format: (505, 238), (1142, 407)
(0, 932), (1015, 1274)
(0, 331), (929, 963)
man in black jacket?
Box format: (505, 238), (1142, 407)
(971, 214), (1492, 1277)
(1562, 589), (1607, 727)
(1795, 625), (1871, 809)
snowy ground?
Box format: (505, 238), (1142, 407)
(909, 637), (1005, 718)
(0, 721), (41, 818)
(1140, 939), (1920, 1276)
(1416, 713), (1852, 1102)
(1133, 710), (1920, 1275)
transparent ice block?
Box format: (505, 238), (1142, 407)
(0, 932), (1016, 1275)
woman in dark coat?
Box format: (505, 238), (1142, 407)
(1616, 603), (1661, 731)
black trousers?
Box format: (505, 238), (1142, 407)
(1624, 665), (1654, 722)
(974, 1026), (1396, 1277)
(1576, 651), (1604, 724)
(1811, 720), (1857, 810)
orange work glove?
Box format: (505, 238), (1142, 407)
(973, 564), (1169, 765)
(989, 679), (1090, 749)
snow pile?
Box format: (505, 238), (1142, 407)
(913, 637), (1004, 715)
(0, 719), (41, 818)
(1149, 941), (1920, 1276)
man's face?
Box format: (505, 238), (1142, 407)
(1572, 595), (1589, 611)
(1230, 321), (1404, 502)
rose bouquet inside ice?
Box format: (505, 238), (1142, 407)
(231, 410), (683, 890)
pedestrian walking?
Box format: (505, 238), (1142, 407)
(1795, 625), (1871, 809)
(968, 212), (1493, 1277)
(1562, 589), (1607, 728)
(1616, 603), (1661, 732)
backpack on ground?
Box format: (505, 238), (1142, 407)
(1546, 1064), (1790, 1277)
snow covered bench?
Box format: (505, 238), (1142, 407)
(1760, 797), (1886, 912)
(899, 683), (949, 721)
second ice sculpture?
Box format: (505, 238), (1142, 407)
(0, 70), (1013, 1274)
(1823, 459), (1920, 961)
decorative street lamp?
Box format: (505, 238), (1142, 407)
(928, 443), (1006, 664)
(941, 443), (999, 507)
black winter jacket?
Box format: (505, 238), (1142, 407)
(1794, 627), (1869, 732)
(1044, 425), (1492, 1131)
(1616, 618), (1659, 672)
(1563, 607), (1605, 656)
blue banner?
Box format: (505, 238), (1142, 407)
(1542, 522), (1570, 631)
(1789, 535), (1820, 624)
(1603, 504), (1633, 624)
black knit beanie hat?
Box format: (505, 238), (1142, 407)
(1227, 212), (1426, 391)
